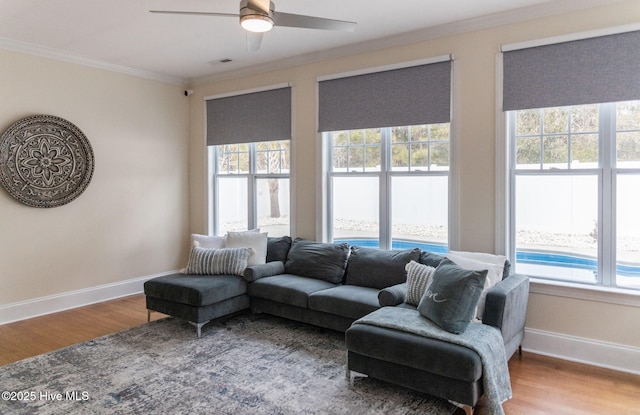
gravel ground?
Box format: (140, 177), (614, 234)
(224, 217), (639, 255)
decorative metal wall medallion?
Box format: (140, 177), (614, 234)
(0, 114), (95, 208)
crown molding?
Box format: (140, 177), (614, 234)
(0, 37), (187, 86)
(0, 0), (624, 87)
(191, 0), (625, 86)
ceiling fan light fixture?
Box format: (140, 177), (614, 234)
(240, 14), (274, 32)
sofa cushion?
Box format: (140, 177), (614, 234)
(378, 283), (407, 306)
(144, 273), (247, 307)
(248, 274), (337, 308)
(183, 246), (254, 276)
(346, 323), (483, 382)
(345, 247), (420, 289)
(419, 250), (445, 268)
(308, 285), (380, 320)
(284, 239), (349, 284)
(243, 261), (286, 282)
(417, 258), (487, 334)
(267, 236), (292, 263)
(405, 260), (436, 306)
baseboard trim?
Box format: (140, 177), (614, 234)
(523, 327), (640, 376)
(4, 281), (640, 376)
(0, 271), (178, 325)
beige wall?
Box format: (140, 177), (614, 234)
(0, 50), (190, 305)
(188, 1), (640, 349)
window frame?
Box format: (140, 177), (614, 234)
(325, 125), (450, 250)
(208, 141), (290, 236)
(507, 102), (640, 291)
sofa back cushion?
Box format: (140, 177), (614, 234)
(284, 239), (349, 284)
(267, 236), (292, 263)
(345, 247), (420, 289)
(419, 250), (445, 268)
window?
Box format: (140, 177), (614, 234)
(318, 58), (453, 251)
(206, 86), (291, 237)
(210, 140), (290, 236)
(327, 124), (449, 251)
(509, 101), (640, 289)
(503, 29), (640, 290)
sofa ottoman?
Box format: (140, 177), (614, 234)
(144, 273), (250, 337)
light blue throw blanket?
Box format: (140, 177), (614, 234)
(353, 307), (512, 415)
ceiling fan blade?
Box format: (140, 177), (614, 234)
(247, 32), (264, 52)
(149, 10), (239, 18)
(273, 12), (356, 32)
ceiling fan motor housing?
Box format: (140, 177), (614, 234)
(240, 0), (275, 28)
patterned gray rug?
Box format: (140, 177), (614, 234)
(0, 313), (457, 415)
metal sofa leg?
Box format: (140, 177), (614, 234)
(346, 370), (368, 388)
(449, 401), (474, 415)
(189, 320), (210, 338)
(345, 355), (350, 381)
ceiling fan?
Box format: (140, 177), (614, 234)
(150, 0), (357, 51)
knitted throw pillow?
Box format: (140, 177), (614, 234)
(183, 246), (254, 276)
(405, 260), (436, 306)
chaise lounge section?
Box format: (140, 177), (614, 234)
(144, 273), (249, 338)
(345, 272), (529, 415)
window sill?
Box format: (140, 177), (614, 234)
(529, 278), (640, 307)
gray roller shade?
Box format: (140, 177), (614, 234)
(503, 30), (640, 111)
(318, 60), (451, 132)
(207, 87), (291, 146)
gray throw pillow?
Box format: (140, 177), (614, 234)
(417, 258), (488, 334)
(345, 247), (420, 289)
(284, 239), (349, 284)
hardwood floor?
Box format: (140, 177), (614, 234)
(0, 295), (164, 366)
(1, 294), (638, 414)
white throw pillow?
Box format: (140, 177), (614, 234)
(191, 234), (226, 249)
(444, 252), (505, 320)
(448, 250), (507, 279)
(225, 230), (268, 266)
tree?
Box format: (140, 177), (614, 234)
(256, 141), (290, 218)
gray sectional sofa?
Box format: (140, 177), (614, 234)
(144, 236), (529, 415)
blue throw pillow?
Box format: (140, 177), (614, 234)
(417, 258), (488, 334)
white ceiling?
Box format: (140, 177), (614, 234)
(0, 0), (617, 84)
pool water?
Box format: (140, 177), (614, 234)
(335, 239), (640, 278)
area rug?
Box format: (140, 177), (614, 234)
(0, 314), (457, 415)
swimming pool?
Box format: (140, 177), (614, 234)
(335, 239), (640, 278)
